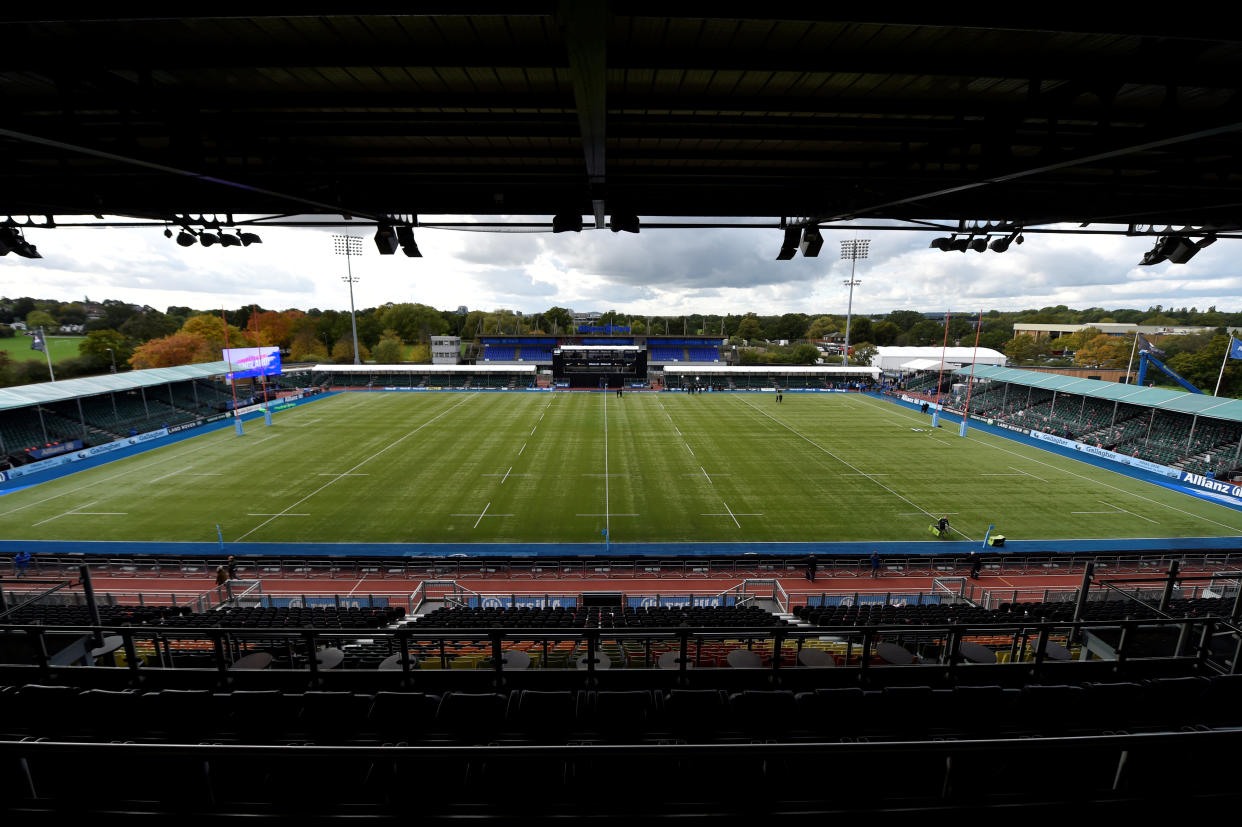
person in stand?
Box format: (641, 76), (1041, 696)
(870, 550), (881, 578)
(226, 555), (238, 580)
(937, 516), (951, 537)
(14, 550), (32, 578)
(970, 552), (982, 580)
(215, 565), (229, 586)
(805, 555), (818, 583)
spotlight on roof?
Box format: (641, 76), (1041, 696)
(989, 231), (1020, 253)
(1, 227), (42, 259)
(798, 226), (824, 257)
(609, 213), (640, 234)
(776, 227), (801, 260)
(948, 236), (971, 253)
(374, 223), (399, 255)
(969, 236), (988, 253)
(929, 236), (952, 251)
(1165, 237), (1203, 264)
(163, 227), (173, 238)
(199, 231), (220, 247)
(218, 232), (242, 247)
(176, 229), (197, 247)
(552, 213), (583, 233)
(238, 232), (262, 246)
(395, 225), (422, 258)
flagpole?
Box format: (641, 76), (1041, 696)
(959, 309), (984, 437)
(1214, 335), (1233, 397)
(1123, 331), (1139, 385)
(39, 326), (55, 382)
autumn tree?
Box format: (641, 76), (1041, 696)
(1074, 334), (1134, 368)
(371, 329), (405, 363)
(129, 333), (215, 369)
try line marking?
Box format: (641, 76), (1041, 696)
(32, 501), (98, 527)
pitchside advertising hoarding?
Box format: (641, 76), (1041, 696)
(1179, 471), (1242, 502)
(223, 346), (282, 380)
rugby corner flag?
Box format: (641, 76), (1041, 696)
(1230, 336), (1242, 360)
(30, 330), (45, 353)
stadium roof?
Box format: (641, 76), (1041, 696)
(313, 364), (536, 373)
(3, 11), (1242, 228)
(663, 365), (879, 376)
(955, 364), (1242, 423)
(900, 359), (956, 371)
(0, 362), (229, 412)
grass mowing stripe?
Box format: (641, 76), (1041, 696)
(851, 394), (1242, 535)
(233, 394), (475, 541)
(731, 395), (974, 540)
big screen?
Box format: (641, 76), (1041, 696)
(223, 346), (282, 379)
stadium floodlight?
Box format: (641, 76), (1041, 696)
(552, 212), (584, 233)
(1165, 236), (1201, 264)
(929, 236), (953, 250)
(969, 236), (988, 253)
(609, 212), (640, 233)
(218, 232), (242, 247)
(799, 226), (824, 257)
(176, 228), (197, 247)
(840, 238), (870, 367)
(0, 227), (41, 258)
(776, 227), (800, 260)
(989, 231), (1020, 252)
(395, 225), (422, 257)
(333, 234), (364, 365)
(238, 231), (262, 246)
(199, 231), (220, 247)
(948, 236), (971, 253)
(374, 223), (400, 255)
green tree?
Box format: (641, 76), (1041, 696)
(78, 329), (132, 371)
(735, 315), (763, 341)
(371, 330), (405, 363)
(331, 336), (370, 364)
(852, 342), (878, 366)
(907, 320), (945, 346)
(846, 316), (872, 344)
(26, 309), (57, 330)
(120, 310), (178, 343)
(791, 343), (820, 364)
(1074, 334), (1133, 368)
(1003, 334), (1046, 364)
(885, 309), (925, 332)
(805, 315), (837, 340)
(870, 320), (901, 346)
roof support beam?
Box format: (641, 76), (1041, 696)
(560, 0), (608, 227)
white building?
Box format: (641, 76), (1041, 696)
(871, 346), (1006, 374)
(430, 335), (461, 364)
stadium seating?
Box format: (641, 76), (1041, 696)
(482, 345), (516, 361)
(649, 346), (683, 361)
(412, 605), (786, 628)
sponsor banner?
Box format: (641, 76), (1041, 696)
(1029, 430), (1181, 479)
(627, 595), (727, 608)
(167, 419), (206, 434)
(231, 404), (266, 417)
(3, 429), (171, 480)
(900, 394), (944, 411)
(28, 440), (83, 460)
(0, 470), (6, 482)
(263, 597), (389, 608)
(269, 401), (297, 412)
(1180, 472), (1242, 500)
(467, 596), (577, 609)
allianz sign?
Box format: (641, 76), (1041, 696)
(1180, 471), (1242, 499)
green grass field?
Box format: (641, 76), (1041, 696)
(2, 392), (1241, 544)
(0, 335), (85, 364)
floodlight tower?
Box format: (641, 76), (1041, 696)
(840, 238), (870, 367)
(333, 235), (364, 365)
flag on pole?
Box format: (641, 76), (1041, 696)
(30, 329), (46, 352)
(1229, 336), (1242, 360)
(1137, 334), (1166, 359)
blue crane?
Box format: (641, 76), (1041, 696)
(1135, 350), (1202, 394)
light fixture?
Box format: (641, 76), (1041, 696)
(552, 213), (583, 233)
(989, 231), (1019, 252)
(609, 213), (640, 233)
(395, 225), (422, 257)
(218, 233), (242, 247)
(176, 228), (197, 247)
(199, 231), (220, 247)
(238, 231), (262, 246)
(799, 226), (824, 257)
(374, 223), (399, 254)
(163, 227), (173, 238)
(969, 236), (988, 253)
(929, 237), (952, 251)
(0, 227), (41, 258)
(776, 227), (800, 260)
(948, 236), (971, 253)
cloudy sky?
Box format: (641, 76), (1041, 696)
(2, 217), (1238, 318)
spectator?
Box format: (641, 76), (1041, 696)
(870, 550), (881, 578)
(227, 555), (238, 580)
(970, 552), (982, 580)
(215, 566), (229, 586)
(14, 550), (32, 578)
(805, 555), (817, 583)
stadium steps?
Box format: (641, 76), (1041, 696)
(776, 611), (812, 627)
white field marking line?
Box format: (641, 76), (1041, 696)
(603, 390), (610, 535)
(151, 470), (182, 483)
(531, 426), (537, 436)
(317, 473), (369, 476)
(519, 443), (527, 456)
(234, 394), (474, 541)
(722, 501), (740, 528)
(577, 513), (640, 517)
(539, 413), (544, 421)
(841, 473), (889, 476)
(74, 511), (127, 516)
(582, 473), (631, 477)
(1011, 466), (1050, 483)
(900, 512), (958, 516)
(682, 472), (731, 477)
(501, 467), (512, 485)
(702, 466), (713, 484)
(474, 502), (491, 528)
(852, 393), (1242, 535)
(32, 501), (97, 527)
(252, 435), (280, 444)
(674, 426), (682, 436)
(1072, 511), (1120, 515)
(1098, 500), (1159, 524)
(928, 436), (953, 446)
(187, 473), (222, 476)
(981, 473), (1025, 477)
(247, 513), (309, 517)
(685, 443), (695, 456)
(733, 395), (973, 541)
